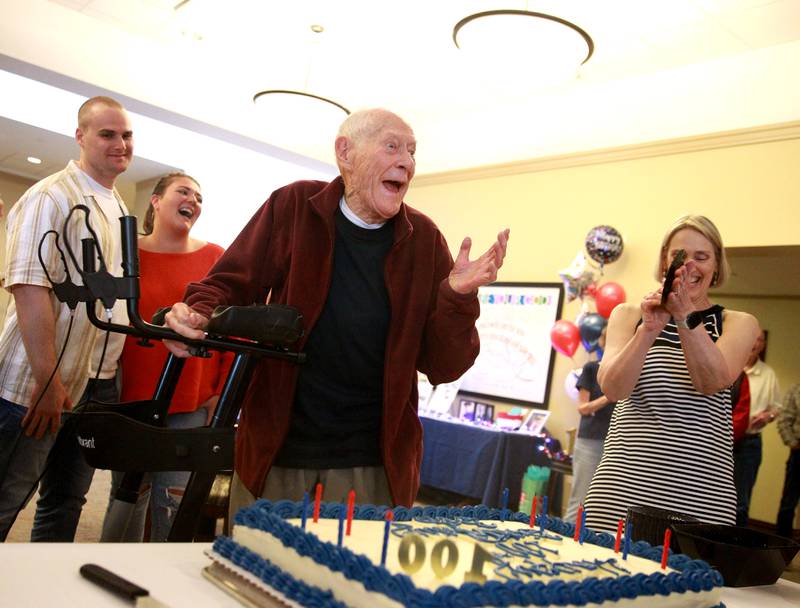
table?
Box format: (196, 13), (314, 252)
(1, 543), (240, 608)
(1, 542), (798, 607)
(420, 416), (557, 510)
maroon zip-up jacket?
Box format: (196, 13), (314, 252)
(184, 177), (480, 506)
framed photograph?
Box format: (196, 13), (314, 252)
(474, 402), (494, 423)
(459, 282), (564, 408)
(458, 399), (475, 422)
(520, 408), (551, 435)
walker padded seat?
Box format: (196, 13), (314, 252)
(74, 398), (170, 426)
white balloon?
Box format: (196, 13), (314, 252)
(564, 367), (583, 401)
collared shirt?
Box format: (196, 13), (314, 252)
(778, 384), (800, 448)
(0, 160), (129, 407)
(744, 358), (781, 434)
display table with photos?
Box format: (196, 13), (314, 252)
(419, 415), (562, 511)
(1, 541), (799, 607)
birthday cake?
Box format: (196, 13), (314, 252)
(208, 500), (723, 607)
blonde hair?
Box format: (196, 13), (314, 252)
(655, 215), (730, 287)
(78, 96), (125, 129)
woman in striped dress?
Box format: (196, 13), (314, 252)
(584, 215), (759, 533)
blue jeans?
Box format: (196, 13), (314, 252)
(733, 434), (762, 526)
(103, 408), (208, 542)
(0, 378), (118, 542)
(776, 449), (800, 538)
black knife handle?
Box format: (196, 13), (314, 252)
(80, 563), (149, 600)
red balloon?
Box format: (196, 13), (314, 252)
(550, 320), (580, 358)
(596, 282), (626, 318)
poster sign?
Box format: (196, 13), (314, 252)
(459, 282), (563, 407)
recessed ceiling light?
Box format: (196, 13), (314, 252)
(26, 156), (42, 165)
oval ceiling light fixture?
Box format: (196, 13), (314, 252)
(453, 10), (594, 89)
(253, 90), (350, 117)
(252, 23), (350, 152)
(26, 156), (42, 164)
(252, 89), (351, 154)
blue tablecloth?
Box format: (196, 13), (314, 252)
(419, 416), (554, 510)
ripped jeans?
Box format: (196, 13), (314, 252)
(101, 408), (207, 542)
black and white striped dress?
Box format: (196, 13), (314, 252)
(584, 305), (736, 533)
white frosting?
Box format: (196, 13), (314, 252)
(231, 517), (721, 608)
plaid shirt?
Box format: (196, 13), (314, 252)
(0, 160), (128, 407)
(778, 384), (800, 448)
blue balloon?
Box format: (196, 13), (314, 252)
(578, 313), (607, 353)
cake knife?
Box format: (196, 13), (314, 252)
(79, 563), (170, 607)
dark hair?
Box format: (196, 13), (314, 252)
(142, 172), (200, 235)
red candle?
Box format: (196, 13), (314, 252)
(661, 529), (672, 569)
(574, 505), (583, 542)
(529, 496), (538, 528)
(313, 482), (323, 523)
(346, 489), (356, 536)
(614, 519), (624, 553)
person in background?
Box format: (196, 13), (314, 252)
(584, 215), (759, 533)
(564, 330), (615, 523)
(730, 371), (751, 444)
(734, 327), (781, 526)
(101, 173), (230, 542)
(776, 383), (800, 538)
(164, 108), (510, 512)
(0, 195), (6, 299)
(0, 96), (132, 541)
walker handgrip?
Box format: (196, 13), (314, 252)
(207, 304), (304, 347)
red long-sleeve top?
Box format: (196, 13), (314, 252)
(120, 244), (232, 413)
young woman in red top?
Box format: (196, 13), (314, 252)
(101, 173), (230, 541)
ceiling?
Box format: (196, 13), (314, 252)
(0, 1), (798, 300)
(0, 0), (799, 175)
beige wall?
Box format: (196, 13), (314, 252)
(0, 172), (36, 319)
(408, 133), (800, 518)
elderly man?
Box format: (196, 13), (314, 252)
(165, 108), (509, 510)
(0, 96), (132, 541)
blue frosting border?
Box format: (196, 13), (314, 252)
(220, 500), (724, 607)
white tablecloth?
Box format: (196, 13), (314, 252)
(1, 542), (798, 607)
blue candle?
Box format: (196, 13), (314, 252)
(337, 504), (345, 547)
(579, 508), (587, 544)
(501, 487), (509, 521)
(623, 521), (632, 560)
(540, 495), (549, 533)
(301, 492), (309, 530)
(380, 511), (393, 567)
